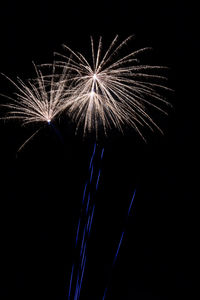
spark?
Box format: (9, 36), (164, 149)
(93, 74), (97, 80)
(56, 35), (172, 139)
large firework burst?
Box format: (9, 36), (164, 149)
(56, 35), (171, 139)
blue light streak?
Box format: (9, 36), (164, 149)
(68, 264), (74, 300)
(96, 170), (101, 190)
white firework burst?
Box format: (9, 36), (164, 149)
(0, 63), (72, 152)
(56, 35), (171, 139)
(1, 63), (68, 125)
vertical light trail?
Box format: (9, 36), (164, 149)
(74, 271), (80, 300)
(80, 228), (86, 256)
(86, 192), (90, 214)
(75, 219), (81, 247)
(128, 189), (136, 216)
(90, 165), (94, 183)
(96, 170), (101, 191)
(77, 256), (86, 299)
(113, 189), (136, 266)
(67, 144), (104, 300)
(96, 147), (104, 190)
(82, 182), (88, 204)
(88, 204), (95, 235)
(112, 231), (125, 266)
(101, 148), (104, 160)
(102, 287), (108, 300)
(81, 243), (86, 270)
(67, 144), (97, 300)
(102, 189), (136, 300)
(68, 264), (74, 300)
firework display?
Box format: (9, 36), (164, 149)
(2, 36), (170, 141)
(1, 35), (171, 300)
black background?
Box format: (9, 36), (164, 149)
(0, 1), (197, 299)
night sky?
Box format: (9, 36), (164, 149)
(0, 1), (197, 299)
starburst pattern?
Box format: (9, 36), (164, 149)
(56, 35), (171, 139)
(1, 63), (68, 125)
(1, 35), (171, 142)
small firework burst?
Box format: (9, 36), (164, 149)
(1, 63), (69, 125)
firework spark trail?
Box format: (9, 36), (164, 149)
(90, 166), (94, 183)
(75, 219), (81, 247)
(55, 35), (171, 139)
(67, 143), (104, 300)
(68, 164), (92, 300)
(74, 271), (80, 300)
(88, 204), (95, 235)
(95, 147), (104, 190)
(80, 227), (86, 256)
(78, 144), (103, 245)
(96, 169), (101, 191)
(78, 256), (86, 299)
(16, 127), (43, 153)
(74, 143), (96, 249)
(73, 145), (104, 300)
(82, 182), (88, 205)
(68, 264), (74, 300)
(101, 148), (105, 159)
(74, 146), (104, 299)
(86, 192), (91, 214)
(81, 243), (86, 269)
(102, 190), (136, 300)
(127, 189), (136, 216)
(112, 231), (125, 266)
